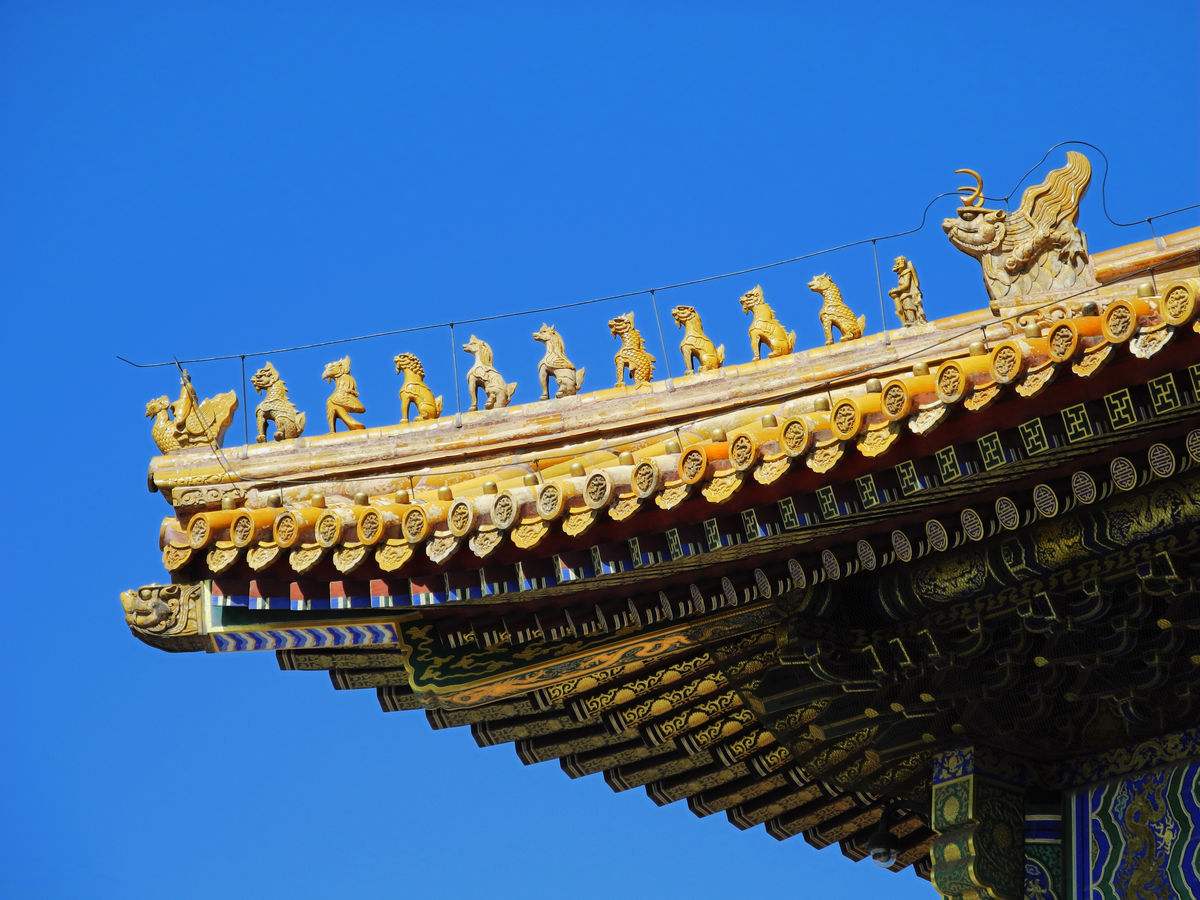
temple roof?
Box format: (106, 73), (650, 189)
(122, 154), (1200, 881)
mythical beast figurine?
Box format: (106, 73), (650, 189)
(943, 151), (1096, 312)
(671, 305), (724, 372)
(251, 361), (306, 442)
(739, 285), (796, 360)
(608, 312), (655, 388)
(394, 352), (443, 422)
(808, 274), (866, 345)
(462, 335), (517, 410)
(145, 369), (238, 453)
(321, 355), (366, 432)
(532, 323), (585, 399)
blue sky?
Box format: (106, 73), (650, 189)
(2, 3), (1197, 898)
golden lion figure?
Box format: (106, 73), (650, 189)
(394, 353), (443, 422)
(739, 285), (796, 360)
(532, 323), (585, 399)
(671, 305), (724, 373)
(145, 369), (238, 453)
(608, 312), (655, 388)
(942, 151), (1096, 312)
(808, 273), (866, 345)
(251, 361), (306, 442)
(462, 335), (517, 410)
(321, 356), (366, 432)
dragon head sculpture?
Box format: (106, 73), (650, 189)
(251, 361), (282, 393)
(942, 152), (1095, 312)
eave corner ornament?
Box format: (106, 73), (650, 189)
(146, 369), (237, 454)
(120, 583), (205, 652)
(943, 151), (1096, 313)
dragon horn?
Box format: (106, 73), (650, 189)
(954, 168), (984, 207)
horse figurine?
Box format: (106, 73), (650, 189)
(808, 273), (866, 345)
(462, 335), (517, 410)
(394, 353), (443, 422)
(608, 312), (655, 388)
(739, 285), (796, 360)
(671, 305), (724, 372)
(251, 361), (306, 442)
(532, 323), (585, 399)
(321, 356), (366, 432)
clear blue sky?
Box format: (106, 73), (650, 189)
(2, 3), (1197, 898)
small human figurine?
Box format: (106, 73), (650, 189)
(889, 256), (927, 326)
(145, 369), (237, 453)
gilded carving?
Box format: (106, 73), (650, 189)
(251, 361), (306, 442)
(671, 305), (725, 372)
(609, 496), (641, 521)
(468, 529), (504, 558)
(288, 546), (323, 573)
(375, 540), (413, 573)
(888, 256), (926, 326)
(162, 544), (191, 571)
(332, 544), (368, 573)
(146, 369), (237, 453)
(393, 353), (443, 422)
(463, 335), (517, 410)
(752, 456), (791, 485)
(426, 534), (460, 564)
(856, 423), (900, 458)
(808, 273), (866, 344)
(943, 152), (1095, 311)
(563, 508), (598, 537)
(246, 545), (280, 571)
(206, 544), (238, 573)
(740, 285), (796, 360)
(321, 356), (366, 432)
(702, 472), (744, 503)
(1130, 328), (1172, 360)
(511, 521), (550, 549)
(807, 443), (844, 474)
(532, 323), (585, 399)
(120, 583), (204, 651)
(655, 483), (691, 510)
(608, 312), (655, 387)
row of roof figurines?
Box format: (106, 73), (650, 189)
(147, 264), (926, 453)
(145, 152), (1102, 453)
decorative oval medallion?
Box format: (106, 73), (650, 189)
(1186, 429), (1200, 463)
(821, 549), (840, 581)
(1110, 456), (1138, 491)
(1032, 483), (1059, 518)
(891, 530), (913, 563)
(1070, 471), (1097, 505)
(856, 540), (877, 571)
(995, 496), (1020, 530)
(1147, 443), (1176, 479)
(961, 508), (985, 542)
(925, 519), (948, 552)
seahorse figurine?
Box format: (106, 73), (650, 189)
(321, 356), (366, 432)
(808, 273), (866, 345)
(739, 285), (796, 360)
(462, 335), (517, 410)
(251, 361), (306, 442)
(671, 305), (724, 372)
(532, 323), (585, 399)
(608, 312), (655, 388)
(394, 352), (443, 422)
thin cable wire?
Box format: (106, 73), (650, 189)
(870, 240), (890, 348)
(648, 289), (675, 387)
(116, 140), (1199, 370)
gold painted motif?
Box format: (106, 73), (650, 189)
(246, 545), (280, 571)
(375, 540), (413, 573)
(120, 582), (205, 651)
(332, 544), (367, 573)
